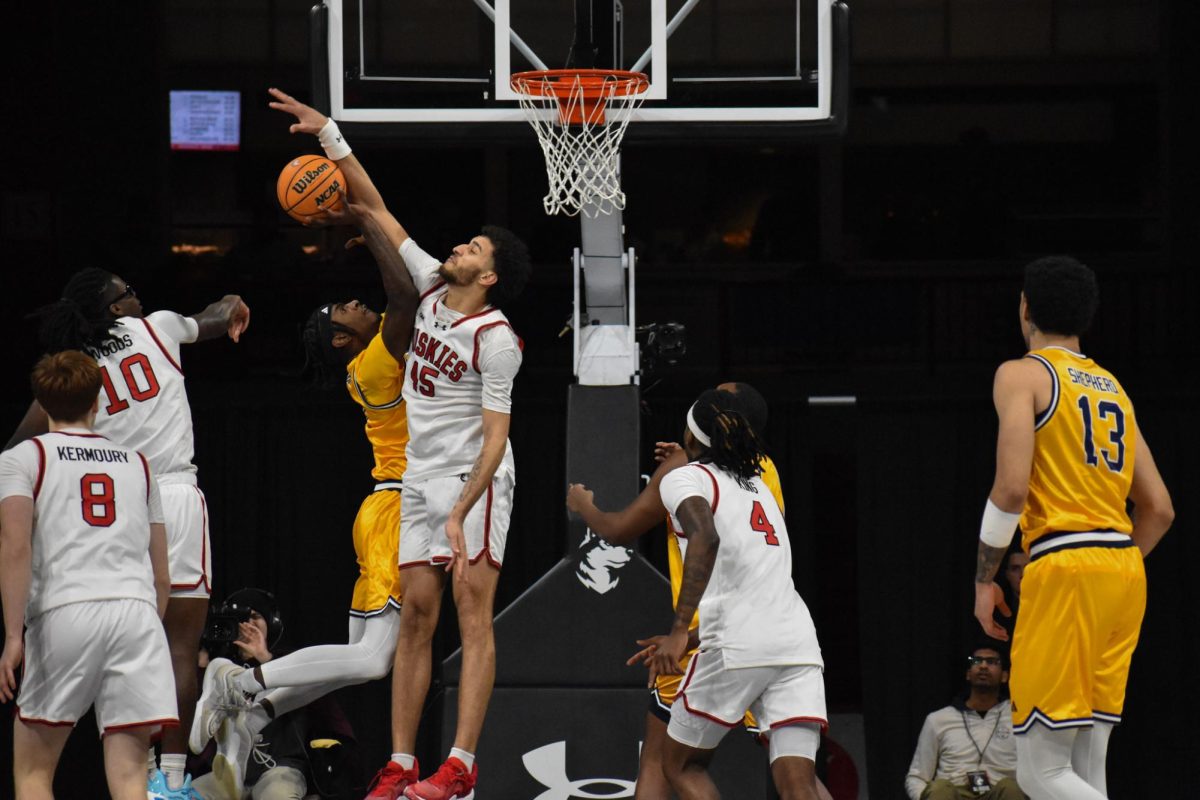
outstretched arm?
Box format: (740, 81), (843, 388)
(356, 209), (418, 359)
(190, 295), (251, 342)
(4, 401), (49, 451)
(566, 447), (689, 546)
(268, 87), (410, 248)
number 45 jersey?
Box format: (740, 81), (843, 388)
(90, 312), (200, 479)
(660, 463), (822, 670)
(1019, 346), (1135, 550)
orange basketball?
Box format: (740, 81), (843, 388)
(276, 155), (345, 221)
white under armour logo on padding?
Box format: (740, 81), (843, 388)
(523, 741), (635, 799)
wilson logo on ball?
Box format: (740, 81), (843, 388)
(276, 156), (344, 221)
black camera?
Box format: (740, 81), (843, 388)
(637, 322), (687, 374)
(199, 587), (284, 661)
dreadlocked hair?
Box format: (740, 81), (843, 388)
(692, 389), (766, 490)
(32, 268), (122, 355)
(300, 305), (351, 389)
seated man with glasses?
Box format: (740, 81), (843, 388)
(905, 646), (1027, 800)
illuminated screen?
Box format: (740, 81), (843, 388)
(170, 90), (240, 151)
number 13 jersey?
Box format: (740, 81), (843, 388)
(1020, 346), (1135, 549)
(90, 311), (200, 479)
(660, 463), (822, 670)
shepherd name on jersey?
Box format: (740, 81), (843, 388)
(0, 430), (164, 618)
(90, 311), (200, 479)
(660, 463), (822, 669)
(399, 238), (521, 483)
(1020, 346), (1136, 548)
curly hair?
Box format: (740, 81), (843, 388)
(32, 268), (122, 354)
(691, 389), (766, 489)
(1023, 256), (1099, 337)
(480, 225), (531, 310)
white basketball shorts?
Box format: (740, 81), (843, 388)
(668, 649), (827, 755)
(159, 478), (211, 598)
(400, 470), (514, 570)
(17, 598), (178, 735)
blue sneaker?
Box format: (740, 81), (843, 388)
(147, 770), (204, 800)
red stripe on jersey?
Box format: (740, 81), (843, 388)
(16, 708), (75, 728)
(469, 482), (502, 569)
(31, 438), (45, 499)
(770, 715), (830, 733)
(471, 321), (516, 373)
(141, 319), (183, 375)
(451, 306), (499, 329)
(419, 281), (447, 302)
(170, 488), (211, 591)
(55, 432), (104, 438)
(692, 464), (721, 514)
(103, 717), (180, 735)
(138, 452), (151, 500)
(680, 696), (740, 728)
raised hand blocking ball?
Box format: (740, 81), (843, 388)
(276, 155), (344, 221)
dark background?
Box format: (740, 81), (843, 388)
(2, 1), (1198, 797)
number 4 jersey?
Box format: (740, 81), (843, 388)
(1019, 346), (1135, 550)
(0, 430), (164, 619)
(659, 463), (822, 670)
(90, 312), (200, 479)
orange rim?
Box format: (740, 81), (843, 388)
(511, 69), (649, 125)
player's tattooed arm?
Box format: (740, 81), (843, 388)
(974, 542), (1007, 583)
(357, 212), (418, 359)
(191, 295), (251, 343)
(671, 497), (720, 633)
(3, 401), (49, 451)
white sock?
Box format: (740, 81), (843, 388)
(449, 747), (474, 770)
(233, 668), (265, 694)
(391, 752), (416, 770)
(146, 747), (158, 778)
(160, 753), (187, 790)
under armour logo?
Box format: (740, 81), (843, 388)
(523, 741), (635, 799)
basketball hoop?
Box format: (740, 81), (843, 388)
(511, 69), (649, 218)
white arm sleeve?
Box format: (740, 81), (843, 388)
(904, 716), (940, 800)
(478, 326), (522, 414)
(0, 443), (37, 501)
(659, 465), (716, 531)
(147, 310), (200, 345)
(399, 238), (445, 295)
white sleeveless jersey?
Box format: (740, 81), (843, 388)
(660, 462), (822, 669)
(0, 430), (164, 618)
(90, 311), (200, 479)
(400, 240), (521, 483)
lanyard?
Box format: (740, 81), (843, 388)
(961, 707), (1002, 768)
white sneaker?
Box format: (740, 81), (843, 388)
(211, 713), (252, 799)
(189, 657), (247, 753)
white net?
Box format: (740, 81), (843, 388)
(512, 71), (649, 218)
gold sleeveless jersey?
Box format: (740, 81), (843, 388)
(1019, 346), (1134, 549)
(667, 456), (785, 628)
(345, 321), (408, 482)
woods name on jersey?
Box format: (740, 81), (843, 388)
(85, 333), (135, 359)
(412, 329), (468, 382)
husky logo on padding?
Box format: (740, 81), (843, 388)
(523, 741), (635, 799)
(575, 530), (632, 595)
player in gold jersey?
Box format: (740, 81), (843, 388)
(972, 257), (1174, 800)
(568, 383), (831, 800)
(191, 189), (424, 796)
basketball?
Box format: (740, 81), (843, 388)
(276, 155), (344, 221)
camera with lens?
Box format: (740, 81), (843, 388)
(637, 322), (687, 374)
(199, 587), (284, 662)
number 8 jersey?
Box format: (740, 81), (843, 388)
(1020, 345), (1135, 549)
(89, 311), (200, 479)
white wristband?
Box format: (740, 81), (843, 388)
(318, 119), (351, 161)
(979, 499), (1021, 548)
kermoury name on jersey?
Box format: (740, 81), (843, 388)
(56, 446), (131, 464)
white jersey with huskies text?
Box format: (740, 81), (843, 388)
(660, 462), (822, 669)
(0, 430), (164, 619)
(399, 238), (521, 483)
(90, 311), (200, 479)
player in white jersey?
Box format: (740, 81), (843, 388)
(6, 267), (249, 798)
(0, 351), (176, 800)
(647, 388), (827, 800)
(267, 87), (533, 800)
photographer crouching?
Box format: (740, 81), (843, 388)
(191, 589), (358, 800)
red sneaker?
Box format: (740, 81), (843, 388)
(363, 760), (420, 800)
(402, 757), (477, 800)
